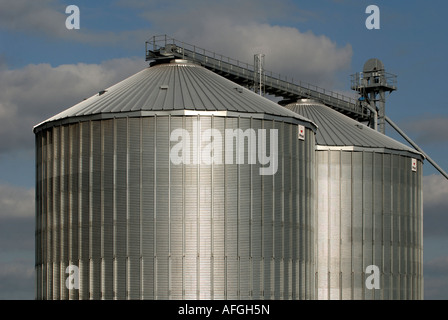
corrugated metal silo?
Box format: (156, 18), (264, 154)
(285, 99), (423, 300)
(34, 60), (317, 300)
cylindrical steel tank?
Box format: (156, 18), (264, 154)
(285, 99), (423, 300)
(34, 60), (317, 300)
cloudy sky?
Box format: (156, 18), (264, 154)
(0, 0), (447, 300)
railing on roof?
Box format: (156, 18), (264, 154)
(350, 71), (398, 92)
(145, 35), (369, 120)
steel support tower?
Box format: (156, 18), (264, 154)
(254, 53), (265, 96)
(350, 58), (397, 134)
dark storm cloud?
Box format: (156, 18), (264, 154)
(0, 258), (34, 300)
(423, 175), (448, 237)
(424, 257), (448, 300)
(0, 184), (35, 299)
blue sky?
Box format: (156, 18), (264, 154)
(0, 0), (448, 299)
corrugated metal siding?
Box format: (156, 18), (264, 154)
(35, 115), (315, 300)
(285, 100), (424, 300)
(314, 150), (423, 300)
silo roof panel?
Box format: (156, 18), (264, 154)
(35, 61), (315, 130)
(286, 101), (422, 156)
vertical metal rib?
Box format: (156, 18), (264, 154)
(36, 116), (316, 300)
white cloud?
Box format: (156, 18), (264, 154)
(0, 57), (147, 153)
(0, 183), (34, 219)
(0, 0), (353, 88)
(0, 0), (354, 156)
(122, 0), (353, 89)
(181, 22), (352, 89)
(424, 174), (448, 206)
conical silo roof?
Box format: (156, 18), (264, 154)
(34, 59), (316, 132)
(285, 99), (423, 158)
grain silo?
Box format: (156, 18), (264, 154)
(34, 59), (317, 300)
(284, 99), (423, 300)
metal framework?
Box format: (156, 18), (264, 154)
(144, 35), (448, 180)
(350, 58), (397, 134)
(254, 53), (265, 96)
(145, 35), (369, 121)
